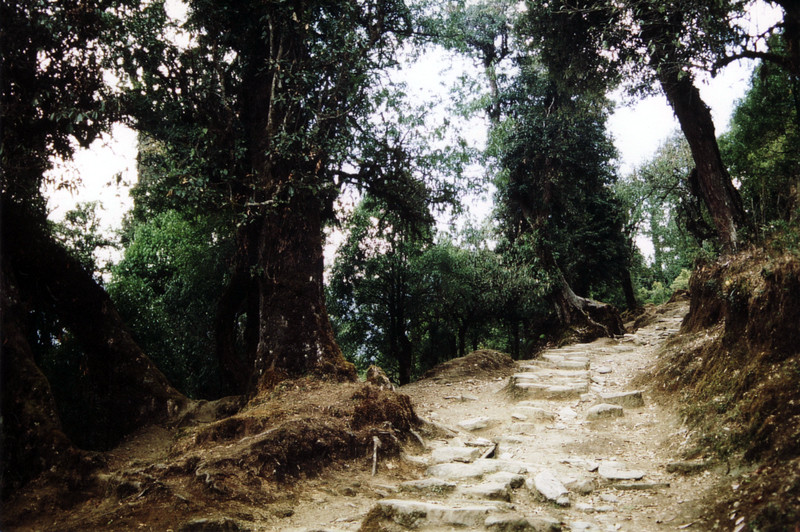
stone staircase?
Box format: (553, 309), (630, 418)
(296, 310), (688, 531)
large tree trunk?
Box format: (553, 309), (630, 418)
(2, 203), (189, 446)
(0, 262), (78, 497)
(514, 186), (625, 339)
(620, 268), (638, 311)
(250, 190), (357, 391)
(657, 67), (747, 253)
(548, 262), (625, 338)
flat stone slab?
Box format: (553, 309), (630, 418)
(557, 406), (578, 420)
(485, 471), (526, 489)
(515, 382), (589, 399)
(426, 459), (527, 480)
(430, 446), (483, 464)
(531, 470), (570, 506)
(367, 499), (509, 529)
(511, 406), (556, 422)
(560, 457), (600, 472)
(517, 368), (590, 379)
(526, 359), (590, 370)
(399, 478), (457, 494)
(473, 458), (528, 475)
(461, 481), (512, 502)
(426, 462), (485, 480)
(465, 437), (494, 447)
(485, 513), (562, 532)
(586, 403), (624, 420)
(598, 390), (645, 408)
(458, 416), (497, 431)
(566, 477), (596, 495)
(598, 462), (646, 481)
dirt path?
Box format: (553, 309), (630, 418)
(280, 300), (729, 531)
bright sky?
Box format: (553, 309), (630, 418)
(43, 2), (783, 256)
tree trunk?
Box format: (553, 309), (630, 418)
(544, 244), (625, 338)
(2, 203), (189, 446)
(251, 190), (357, 391)
(1, 262), (78, 497)
(657, 67), (747, 252)
(620, 267), (638, 311)
(457, 320), (468, 358)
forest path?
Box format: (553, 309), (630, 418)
(283, 300), (727, 531)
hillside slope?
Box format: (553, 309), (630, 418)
(651, 249), (800, 530)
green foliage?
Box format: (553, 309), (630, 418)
(721, 41), (800, 232)
(327, 197), (548, 381)
(636, 268), (690, 305)
(492, 60), (631, 309)
(1, 0), (139, 218)
(49, 202), (118, 281)
(109, 210), (233, 398)
(617, 133), (707, 292)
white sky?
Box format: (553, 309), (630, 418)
(43, 2), (783, 260)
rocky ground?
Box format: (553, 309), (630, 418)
(275, 299), (735, 531)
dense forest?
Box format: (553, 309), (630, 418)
(2, 0), (799, 525)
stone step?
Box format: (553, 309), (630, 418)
(510, 382), (589, 400)
(361, 499), (512, 529)
(513, 369), (591, 379)
(586, 403), (624, 420)
(597, 390), (645, 408)
(530, 469), (570, 506)
(510, 405), (557, 423)
(430, 446), (483, 464)
(426, 459), (528, 481)
(399, 478), (457, 495)
(361, 499), (561, 531)
(510, 374), (591, 389)
(531, 358), (591, 370)
(542, 353), (590, 364)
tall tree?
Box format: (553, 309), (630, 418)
(721, 38), (800, 229)
(524, 0), (749, 252)
(493, 61), (627, 337)
(328, 196), (432, 385)
(121, 1), (413, 392)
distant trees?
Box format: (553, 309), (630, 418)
(328, 197), (546, 380)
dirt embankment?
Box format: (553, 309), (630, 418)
(1, 379), (423, 531)
(651, 249), (800, 529)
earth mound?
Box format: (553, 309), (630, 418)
(419, 349), (516, 382)
(1, 379), (421, 531)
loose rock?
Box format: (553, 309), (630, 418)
(531, 470), (570, 506)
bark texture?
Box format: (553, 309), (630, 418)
(251, 190), (357, 391)
(2, 203), (189, 447)
(1, 262), (76, 497)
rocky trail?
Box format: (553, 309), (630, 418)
(281, 299), (730, 531)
